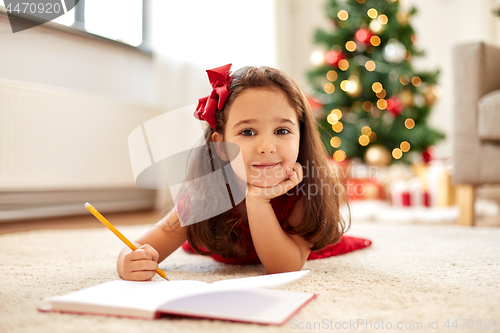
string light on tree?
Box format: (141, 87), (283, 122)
(332, 121), (343, 133)
(338, 59), (350, 71)
(383, 39), (406, 63)
(331, 108), (342, 120)
(392, 148), (403, 159)
(386, 95), (404, 117)
(364, 145), (391, 166)
(400, 88), (414, 108)
(365, 60), (376, 71)
(411, 76), (422, 87)
(397, 11), (410, 25)
(345, 41), (357, 52)
(372, 82), (383, 93)
(405, 118), (415, 129)
(361, 126), (372, 135)
(310, 48), (327, 66)
(346, 75), (362, 97)
(377, 99), (387, 110)
(363, 101), (373, 111)
(399, 75), (410, 85)
(330, 136), (341, 148)
(338, 10), (349, 21)
(323, 82), (335, 94)
(376, 89), (386, 98)
(327, 112), (339, 124)
(367, 8), (378, 18)
(370, 36), (381, 46)
(400, 141), (411, 152)
(422, 85), (441, 106)
(403, 50), (412, 60)
(378, 14), (388, 24)
(355, 28), (374, 45)
(359, 135), (370, 146)
(333, 149), (346, 162)
(326, 49), (346, 67)
(308, 0), (444, 163)
(327, 70), (338, 81)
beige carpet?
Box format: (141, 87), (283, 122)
(1, 221), (499, 333)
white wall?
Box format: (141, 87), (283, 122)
(404, 0), (497, 159)
(0, 13), (155, 105)
(278, 0), (498, 160)
(150, 0), (278, 111)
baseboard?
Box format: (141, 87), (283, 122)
(0, 188), (156, 222)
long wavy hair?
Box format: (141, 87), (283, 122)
(168, 66), (349, 258)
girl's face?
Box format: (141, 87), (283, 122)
(213, 87), (300, 188)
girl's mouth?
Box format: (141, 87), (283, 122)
(251, 163), (280, 169)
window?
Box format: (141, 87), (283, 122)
(151, 0), (277, 69)
(84, 0), (143, 47)
(1, 0), (148, 50)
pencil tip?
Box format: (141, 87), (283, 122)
(85, 202), (91, 209)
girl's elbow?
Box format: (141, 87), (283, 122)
(265, 260), (305, 274)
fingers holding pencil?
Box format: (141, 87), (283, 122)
(123, 245), (161, 281)
(85, 202), (169, 281)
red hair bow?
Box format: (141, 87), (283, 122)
(194, 63), (232, 130)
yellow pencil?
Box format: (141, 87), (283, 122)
(84, 202), (169, 281)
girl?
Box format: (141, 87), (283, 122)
(117, 64), (359, 281)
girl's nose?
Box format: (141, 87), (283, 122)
(257, 135), (276, 154)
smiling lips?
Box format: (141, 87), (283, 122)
(251, 162), (280, 169)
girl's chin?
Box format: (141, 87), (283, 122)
(248, 178), (286, 188)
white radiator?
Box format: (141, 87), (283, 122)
(0, 79), (165, 221)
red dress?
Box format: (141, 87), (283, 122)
(181, 190), (372, 265)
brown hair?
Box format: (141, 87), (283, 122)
(173, 66), (349, 258)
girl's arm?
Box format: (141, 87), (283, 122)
(117, 207), (187, 280)
(246, 195), (312, 274)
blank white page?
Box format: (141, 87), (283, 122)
(47, 280), (209, 318)
(158, 287), (316, 325)
(207, 270), (310, 291)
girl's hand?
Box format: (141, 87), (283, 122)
(247, 162), (303, 203)
(118, 244), (160, 281)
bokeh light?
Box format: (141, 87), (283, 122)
(392, 148), (403, 159)
(372, 82), (383, 93)
(370, 36), (381, 46)
(324, 83), (335, 94)
(327, 70), (338, 81)
(405, 118), (415, 129)
(338, 10), (349, 21)
(333, 149), (346, 162)
(365, 60), (376, 71)
(332, 121), (344, 132)
(330, 136), (341, 148)
(359, 135), (370, 146)
(377, 99), (387, 110)
(400, 141), (411, 152)
(346, 41), (357, 52)
(338, 59), (349, 71)
(367, 8), (378, 19)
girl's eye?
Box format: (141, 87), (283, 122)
(240, 129), (256, 136)
(276, 128), (291, 135)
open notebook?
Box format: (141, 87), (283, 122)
(39, 270), (316, 325)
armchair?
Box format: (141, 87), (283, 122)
(453, 41), (500, 225)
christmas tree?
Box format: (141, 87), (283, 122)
(307, 0), (445, 165)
